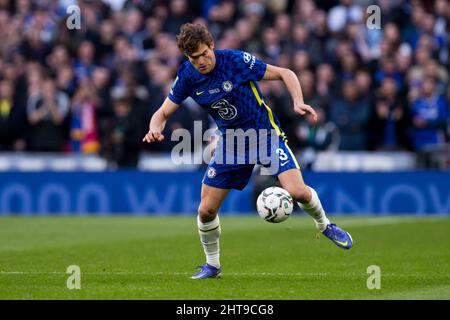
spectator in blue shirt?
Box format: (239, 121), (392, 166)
(411, 76), (448, 151)
(329, 79), (371, 150)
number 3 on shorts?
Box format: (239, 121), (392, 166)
(276, 148), (288, 161)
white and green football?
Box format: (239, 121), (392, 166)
(256, 186), (293, 223)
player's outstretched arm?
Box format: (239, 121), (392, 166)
(263, 64), (317, 122)
(142, 98), (180, 143)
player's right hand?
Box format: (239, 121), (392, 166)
(142, 129), (164, 143)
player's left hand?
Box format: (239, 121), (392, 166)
(293, 101), (317, 122)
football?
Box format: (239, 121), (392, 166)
(256, 187), (294, 223)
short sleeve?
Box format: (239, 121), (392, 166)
(228, 50), (267, 82)
(168, 66), (189, 105)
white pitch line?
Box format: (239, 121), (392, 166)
(333, 217), (441, 228)
(0, 271), (446, 277)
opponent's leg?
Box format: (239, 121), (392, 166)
(192, 184), (229, 279)
(278, 168), (353, 249)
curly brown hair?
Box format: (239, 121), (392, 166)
(176, 23), (214, 56)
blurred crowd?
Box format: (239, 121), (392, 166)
(0, 0), (449, 169)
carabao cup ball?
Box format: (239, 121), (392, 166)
(256, 186), (293, 223)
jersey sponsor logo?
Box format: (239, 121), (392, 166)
(222, 81), (233, 92)
(206, 167), (216, 178)
(243, 52), (252, 63)
(249, 55), (256, 70)
(211, 99), (237, 120)
(243, 52), (256, 70)
(196, 91), (205, 95)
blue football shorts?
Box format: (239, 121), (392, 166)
(202, 134), (300, 190)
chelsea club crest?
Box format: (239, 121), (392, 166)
(222, 81), (233, 92)
(207, 167), (216, 178)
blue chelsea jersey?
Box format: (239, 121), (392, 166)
(168, 50), (284, 136)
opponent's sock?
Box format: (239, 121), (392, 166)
(298, 186), (330, 232)
(197, 215), (221, 268)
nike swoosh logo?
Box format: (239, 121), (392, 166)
(334, 240), (348, 247)
(280, 161), (289, 166)
(196, 91), (205, 95)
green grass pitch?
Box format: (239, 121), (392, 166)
(0, 215), (449, 299)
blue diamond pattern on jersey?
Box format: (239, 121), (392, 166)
(168, 50), (283, 136)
